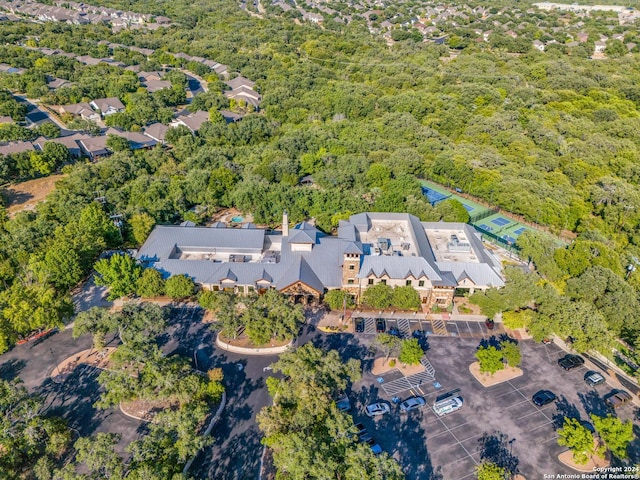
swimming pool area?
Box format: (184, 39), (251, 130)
(231, 216), (244, 223)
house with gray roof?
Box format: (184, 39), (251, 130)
(138, 212), (504, 307)
(90, 97), (125, 117)
(0, 141), (34, 156)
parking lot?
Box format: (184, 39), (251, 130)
(353, 317), (501, 339)
(349, 335), (640, 479)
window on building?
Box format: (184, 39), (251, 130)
(419, 280), (425, 287)
(368, 278), (374, 285)
(248, 286), (255, 292)
(406, 280), (412, 286)
(347, 279), (354, 285)
(380, 279), (387, 285)
(349, 265), (355, 270)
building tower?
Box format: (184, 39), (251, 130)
(282, 210), (289, 237)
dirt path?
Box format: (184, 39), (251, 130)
(2, 173), (66, 216)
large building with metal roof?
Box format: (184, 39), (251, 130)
(137, 212), (504, 307)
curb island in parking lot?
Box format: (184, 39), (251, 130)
(215, 333), (293, 355)
(469, 362), (523, 387)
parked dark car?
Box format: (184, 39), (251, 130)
(354, 423), (367, 436)
(605, 390), (633, 410)
(532, 390), (556, 407)
(375, 318), (386, 333)
(388, 327), (401, 337)
(558, 354), (585, 371)
(485, 319), (495, 330)
(354, 318), (365, 333)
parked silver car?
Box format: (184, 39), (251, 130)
(400, 396), (426, 412)
(365, 402), (390, 417)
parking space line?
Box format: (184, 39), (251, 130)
(465, 322), (474, 337)
(528, 419), (555, 432)
(518, 409), (548, 420)
(505, 398), (531, 409)
(507, 380), (554, 424)
(434, 415), (479, 467)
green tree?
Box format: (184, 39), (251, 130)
(591, 414), (634, 459)
(106, 134), (131, 152)
(374, 333), (402, 364)
(41, 142), (69, 169)
(94, 253), (143, 300)
(557, 417), (599, 465)
(433, 199), (470, 222)
(243, 290), (304, 345)
(129, 213), (156, 245)
(500, 341), (521, 368)
(476, 461), (506, 480)
(475, 346), (504, 375)
(399, 338), (423, 365)
(73, 306), (116, 349)
(391, 285), (421, 310)
(73, 433), (125, 480)
(164, 274), (195, 300)
(136, 268), (165, 298)
(324, 289), (355, 311)
(362, 283), (393, 309)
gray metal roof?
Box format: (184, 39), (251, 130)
(276, 257), (324, 293)
(436, 262), (505, 288)
(358, 256), (444, 283)
(137, 225), (265, 262)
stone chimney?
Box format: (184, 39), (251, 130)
(282, 210), (289, 237)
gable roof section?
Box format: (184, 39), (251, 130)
(288, 229), (315, 244)
(437, 262), (504, 288)
(276, 257), (324, 294)
(358, 256), (449, 285)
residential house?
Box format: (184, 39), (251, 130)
(219, 110), (243, 123)
(224, 85), (261, 109)
(138, 72), (171, 92)
(0, 141), (34, 156)
(594, 40), (607, 54)
(47, 77), (71, 89)
(143, 123), (169, 144)
(533, 40), (545, 51)
(0, 115), (13, 124)
(105, 127), (158, 150)
(90, 97), (125, 117)
(58, 102), (101, 122)
(170, 110), (210, 133)
(77, 135), (110, 160)
(33, 133), (88, 158)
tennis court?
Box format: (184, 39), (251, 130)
(502, 235), (516, 244)
(513, 227), (527, 235)
(421, 186), (451, 205)
(491, 217), (511, 227)
(477, 224), (493, 232)
(420, 181), (453, 206)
